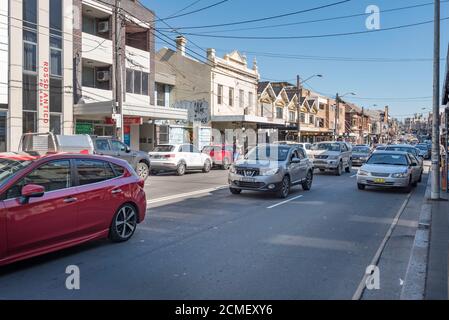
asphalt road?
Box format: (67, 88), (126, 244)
(0, 166), (426, 299)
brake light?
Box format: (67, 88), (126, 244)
(164, 154), (175, 158)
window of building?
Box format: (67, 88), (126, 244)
(50, 78), (62, 113)
(23, 0), (37, 29)
(309, 115), (315, 125)
(23, 30), (37, 72)
(276, 107), (283, 119)
(229, 88), (234, 107)
(248, 92), (253, 109)
(22, 111), (36, 134)
(133, 70), (142, 94)
(76, 160), (116, 186)
(217, 84), (223, 105)
(156, 83), (165, 106)
(23, 74), (37, 111)
(300, 113), (306, 123)
(50, 36), (62, 76)
(6, 160), (71, 199)
(142, 72), (149, 96)
(239, 89), (244, 109)
(317, 118), (325, 128)
(319, 103), (325, 110)
(50, 114), (61, 134)
(126, 69), (133, 93)
(125, 69), (149, 96)
(82, 65), (95, 87)
(289, 111), (295, 122)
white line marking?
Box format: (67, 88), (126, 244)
(267, 195), (304, 209)
(147, 185), (228, 205)
(352, 190), (414, 300)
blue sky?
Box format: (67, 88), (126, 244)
(144, 0), (449, 119)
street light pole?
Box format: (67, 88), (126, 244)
(114, 0), (124, 142)
(431, 0), (441, 200)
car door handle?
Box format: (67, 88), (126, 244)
(64, 197), (78, 203)
(111, 189), (123, 194)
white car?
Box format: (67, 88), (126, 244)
(149, 144), (212, 176)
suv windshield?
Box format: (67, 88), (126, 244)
(153, 145), (175, 152)
(245, 146), (291, 162)
(0, 158), (33, 186)
(353, 146), (370, 153)
(312, 143), (341, 152)
(367, 153), (408, 166)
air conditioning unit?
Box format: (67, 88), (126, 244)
(97, 70), (110, 82)
(98, 21), (109, 33)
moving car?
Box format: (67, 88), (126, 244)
(149, 144), (212, 176)
(415, 143), (431, 159)
(376, 144), (424, 175)
(228, 144), (314, 198)
(351, 145), (371, 166)
(202, 144), (234, 169)
(0, 153), (146, 266)
(357, 151), (422, 192)
(309, 141), (352, 175)
(92, 136), (151, 180)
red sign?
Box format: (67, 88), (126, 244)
(105, 116), (142, 125)
(39, 61), (50, 124)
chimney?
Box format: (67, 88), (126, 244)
(207, 48), (216, 62)
(176, 36), (187, 56)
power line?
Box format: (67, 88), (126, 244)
(164, 0), (205, 19)
(160, 0), (448, 33)
(177, 16), (449, 40)
(157, 0), (351, 30)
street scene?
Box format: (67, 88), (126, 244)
(0, 0), (449, 304)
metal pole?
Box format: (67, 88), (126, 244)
(445, 108), (448, 192)
(114, 0), (124, 142)
(297, 75), (302, 142)
(431, 0), (441, 199)
(335, 93), (340, 141)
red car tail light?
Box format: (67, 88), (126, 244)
(164, 154), (175, 158)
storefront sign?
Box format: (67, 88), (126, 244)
(75, 123), (93, 134)
(106, 116), (142, 126)
(39, 61), (50, 124)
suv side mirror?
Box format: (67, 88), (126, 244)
(20, 184), (45, 204)
(125, 145), (131, 153)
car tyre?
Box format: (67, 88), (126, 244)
(109, 204), (138, 242)
(345, 160), (352, 173)
(176, 162), (186, 176)
(357, 183), (366, 190)
(136, 162), (150, 180)
(276, 175), (291, 199)
(404, 178), (413, 193)
(222, 158), (231, 170)
(229, 187), (242, 195)
(202, 159), (211, 173)
(302, 170), (313, 191)
(336, 162), (343, 176)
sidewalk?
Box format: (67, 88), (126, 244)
(425, 190), (449, 300)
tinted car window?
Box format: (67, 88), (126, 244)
(6, 160), (71, 199)
(111, 140), (127, 152)
(181, 145), (193, 153)
(95, 139), (111, 151)
(76, 160), (116, 186)
(112, 163), (125, 177)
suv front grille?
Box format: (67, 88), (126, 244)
(235, 168), (260, 177)
(234, 181), (265, 188)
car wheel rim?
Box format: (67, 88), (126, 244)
(115, 206), (137, 239)
(282, 178), (289, 196)
(138, 164), (148, 179)
(307, 173), (312, 187)
(179, 164), (185, 174)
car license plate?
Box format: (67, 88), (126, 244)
(374, 178), (385, 184)
(241, 177), (256, 183)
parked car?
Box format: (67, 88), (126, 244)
(351, 145), (371, 166)
(228, 144), (314, 198)
(309, 141), (352, 175)
(202, 144), (234, 169)
(91, 136), (151, 180)
(416, 143), (431, 159)
(0, 153), (146, 266)
(357, 151), (422, 192)
(149, 144), (212, 176)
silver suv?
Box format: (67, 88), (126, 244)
(310, 141), (352, 175)
(228, 144), (314, 198)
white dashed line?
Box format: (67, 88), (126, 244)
(267, 195), (304, 209)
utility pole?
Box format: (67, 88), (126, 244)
(431, 0), (441, 200)
(297, 75), (302, 142)
(360, 107), (365, 145)
(335, 93), (340, 141)
(114, 0), (124, 142)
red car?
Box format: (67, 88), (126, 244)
(0, 152), (146, 266)
(202, 144), (235, 169)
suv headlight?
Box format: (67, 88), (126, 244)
(358, 169), (369, 176)
(261, 167), (280, 176)
(392, 172), (408, 178)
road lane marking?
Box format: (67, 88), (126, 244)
(147, 185), (228, 205)
(351, 190), (414, 300)
(267, 195), (304, 209)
